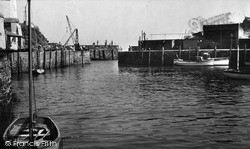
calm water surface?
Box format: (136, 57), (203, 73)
(8, 61), (250, 148)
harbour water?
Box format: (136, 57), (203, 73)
(2, 60), (250, 148)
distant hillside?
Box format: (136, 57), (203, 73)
(20, 23), (49, 50)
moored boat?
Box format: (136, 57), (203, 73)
(174, 52), (229, 66)
(224, 69), (250, 80)
(223, 44), (250, 80)
(32, 69), (45, 75)
(3, 116), (61, 149)
(2, 0), (60, 148)
(174, 58), (214, 66)
(212, 57), (229, 66)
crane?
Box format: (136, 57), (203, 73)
(63, 15), (81, 50)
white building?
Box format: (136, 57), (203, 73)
(0, 0), (22, 50)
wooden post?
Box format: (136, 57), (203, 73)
(93, 49), (96, 60)
(69, 50), (71, 66)
(161, 47), (164, 66)
(55, 49), (58, 68)
(229, 34), (233, 68)
(179, 45), (181, 59)
(148, 48), (151, 66)
(61, 48), (63, 67)
(49, 48), (52, 69)
(73, 50), (76, 65)
(214, 46), (217, 58)
(103, 50), (106, 60)
(65, 50), (67, 66)
(43, 47), (46, 70)
(99, 50), (101, 60)
(188, 47), (191, 62)
(237, 44), (239, 71)
(81, 50), (84, 66)
(141, 49), (144, 65)
(112, 49), (114, 60)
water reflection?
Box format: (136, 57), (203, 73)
(1, 61), (250, 148)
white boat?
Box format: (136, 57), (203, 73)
(3, 116), (61, 149)
(3, 1), (61, 148)
(174, 52), (229, 66)
(224, 69), (250, 80)
(174, 58), (214, 66)
(32, 69), (45, 75)
(212, 57), (229, 66)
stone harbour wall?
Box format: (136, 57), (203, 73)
(10, 49), (91, 74)
(0, 53), (11, 105)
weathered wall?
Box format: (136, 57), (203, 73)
(90, 48), (118, 60)
(10, 49), (90, 73)
(0, 53), (12, 105)
(118, 49), (250, 68)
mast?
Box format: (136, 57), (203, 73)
(28, 0), (34, 144)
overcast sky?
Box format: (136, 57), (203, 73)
(17, 0), (250, 50)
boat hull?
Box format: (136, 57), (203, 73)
(223, 69), (250, 80)
(174, 59), (214, 66)
(3, 116), (60, 149)
(174, 57), (229, 66)
(213, 58), (229, 66)
(32, 69), (45, 75)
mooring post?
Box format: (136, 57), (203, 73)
(43, 47), (46, 70)
(55, 49), (58, 68)
(214, 46), (217, 58)
(103, 50), (106, 60)
(179, 45), (182, 59)
(69, 50), (71, 66)
(148, 48), (151, 66)
(93, 49), (96, 60)
(61, 48), (63, 67)
(81, 50), (84, 66)
(99, 49), (101, 60)
(112, 49), (114, 60)
(161, 47), (164, 66)
(141, 49), (144, 65)
(49, 48), (52, 69)
(65, 50), (67, 66)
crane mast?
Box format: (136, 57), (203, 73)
(66, 15), (76, 44)
(64, 15), (81, 50)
